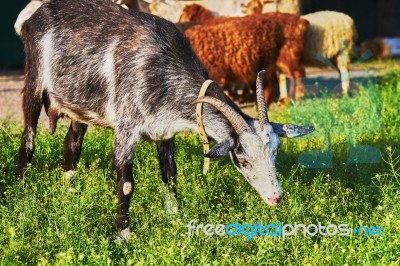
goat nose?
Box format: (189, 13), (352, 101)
(267, 195), (282, 206)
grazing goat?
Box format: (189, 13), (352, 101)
(17, 0), (314, 239)
(180, 4), (309, 103)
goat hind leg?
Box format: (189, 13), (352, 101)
(17, 91), (42, 178)
(63, 120), (88, 178)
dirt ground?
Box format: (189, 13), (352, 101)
(0, 69), (51, 130)
(0, 69), (25, 121)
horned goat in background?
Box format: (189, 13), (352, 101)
(17, 0), (314, 239)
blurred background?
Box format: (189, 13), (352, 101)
(1, 0), (399, 67)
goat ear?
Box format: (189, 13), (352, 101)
(204, 138), (235, 158)
(270, 122), (315, 138)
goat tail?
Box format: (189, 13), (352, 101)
(14, 1), (44, 36)
(21, 24), (40, 96)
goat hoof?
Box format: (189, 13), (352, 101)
(165, 200), (179, 217)
(164, 187), (178, 217)
(115, 227), (131, 242)
(64, 170), (76, 179)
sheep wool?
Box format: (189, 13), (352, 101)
(180, 4), (308, 102)
(184, 16), (283, 104)
(302, 11), (357, 63)
(301, 11), (357, 93)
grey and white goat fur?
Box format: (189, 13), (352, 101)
(17, 0), (314, 239)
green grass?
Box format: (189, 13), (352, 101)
(352, 59), (400, 73)
(0, 70), (399, 265)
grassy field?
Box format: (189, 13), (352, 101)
(0, 70), (399, 265)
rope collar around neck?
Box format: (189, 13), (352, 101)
(195, 80), (214, 174)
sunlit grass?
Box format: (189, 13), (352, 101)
(0, 70), (399, 265)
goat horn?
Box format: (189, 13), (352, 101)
(193, 96), (251, 135)
(256, 70), (269, 130)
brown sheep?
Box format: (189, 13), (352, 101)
(184, 16), (284, 105)
(180, 4), (309, 103)
(260, 12), (309, 101)
(179, 3), (218, 23)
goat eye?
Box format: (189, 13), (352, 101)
(239, 159), (251, 168)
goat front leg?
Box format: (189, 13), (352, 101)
(63, 120), (88, 178)
(112, 128), (138, 240)
(157, 138), (178, 216)
(17, 90), (42, 178)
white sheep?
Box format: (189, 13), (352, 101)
(301, 11), (358, 94)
